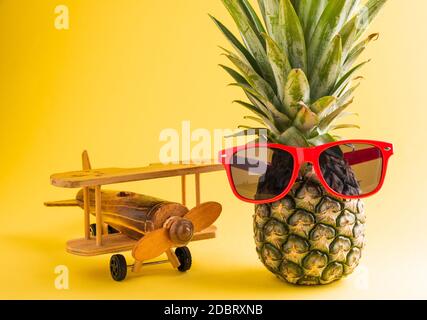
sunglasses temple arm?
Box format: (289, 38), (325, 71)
(343, 147), (382, 166)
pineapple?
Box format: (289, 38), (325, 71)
(212, 0), (387, 285)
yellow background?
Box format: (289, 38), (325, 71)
(0, 0), (426, 299)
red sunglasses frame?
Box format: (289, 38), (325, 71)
(218, 140), (394, 204)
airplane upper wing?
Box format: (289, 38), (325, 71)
(50, 162), (223, 188)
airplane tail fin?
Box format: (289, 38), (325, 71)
(45, 151), (92, 208)
(82, 150), (92, 170)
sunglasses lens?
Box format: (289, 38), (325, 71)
(230, 147), (294, 201)
(319, 143), (383, 196)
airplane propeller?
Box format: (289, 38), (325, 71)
(132, 202), (222, 262)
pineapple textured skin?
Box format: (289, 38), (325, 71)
(254, 167), (365, 285)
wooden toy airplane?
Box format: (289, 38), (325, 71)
(45, 151), (224, 281)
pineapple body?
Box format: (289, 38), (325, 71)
(254, 167), (365, 285)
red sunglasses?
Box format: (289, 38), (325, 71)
(219, 140), (394, 204)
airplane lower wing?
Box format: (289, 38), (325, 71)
(66, 226), (217, 257)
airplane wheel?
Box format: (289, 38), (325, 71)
(175, 247), (192, 272)
(110, 254), (127, 281)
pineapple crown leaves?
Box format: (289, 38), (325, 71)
(212, 0), (387, 146)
